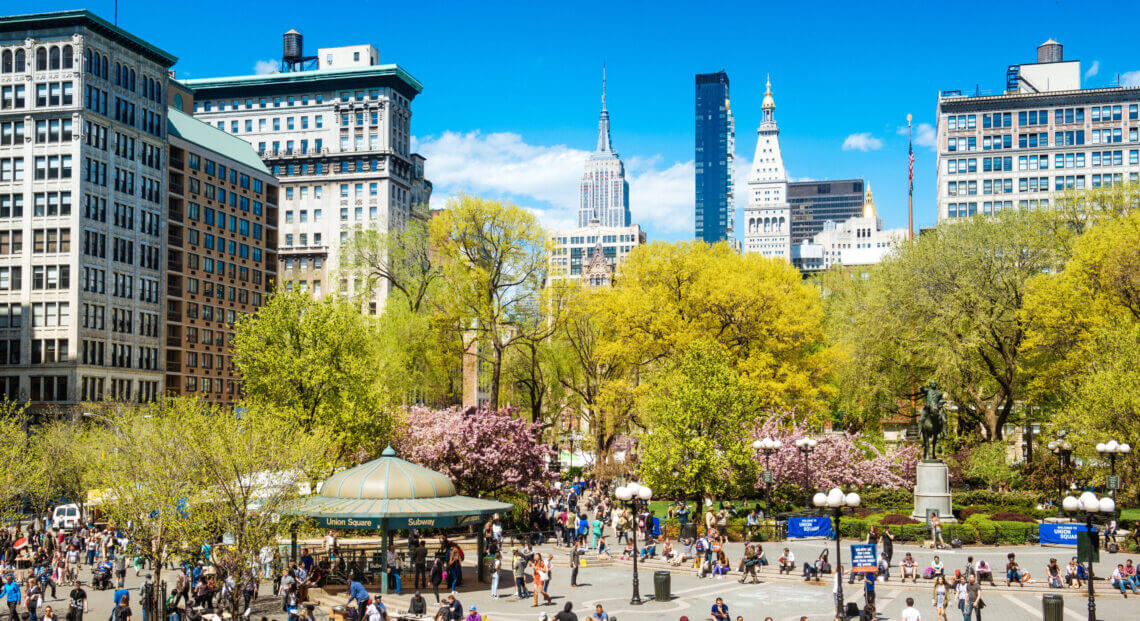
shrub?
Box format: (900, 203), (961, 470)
(858, 488), (912, 509)
(881, 514), (920, 525)
(989, 512), (1035, 523)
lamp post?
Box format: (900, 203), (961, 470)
(1048, 439), (1072, 516)
(1062, 491), (1115, 621)
(614, 481), (652, 605)
(813, 488), (861, 621)
(795, 437), (818, 509)
(1096, 440), (1131, 497)
(752, 438), (783, 518)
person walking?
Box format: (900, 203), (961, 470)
(3, 575), (22, 621)
(429, 558), (443, 603)
(931, 514), (945, 550)
(512, 550), (529, 599)
(532, 555), (551, 607)
(569, 542), (582, 588)
(67, 582), (87, 621)
(25, 578), (42, 621)
(413, 540), (428, 590)
(901, 597), (923, 621)
(931, 575), (948, 621)
(963, 574), (983, 621)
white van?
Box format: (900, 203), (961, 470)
(52, 504), (83, 530)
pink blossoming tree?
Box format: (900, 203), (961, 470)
(395, 405), (554, 496)
(751, 415), (919, 491)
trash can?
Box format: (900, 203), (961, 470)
(1042, 593), (1063, 621)
(653, 570), (671, 601)
(680, 522), (698, 540)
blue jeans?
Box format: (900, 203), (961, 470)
(490, 571), (499, 597)
(29, 609), (39, 621)
(1117, 579), (1138, 594)
(963, 602), (981, 621)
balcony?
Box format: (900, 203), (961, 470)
(169, 180), (184, 195)
(167, 311), (182, 322)
(166, 284), (181, 297)
(166, 336), (181, 348)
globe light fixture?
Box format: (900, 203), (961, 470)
(1061, 490), (1115, 621)
(813, 487), (861, 619)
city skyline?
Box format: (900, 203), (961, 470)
(9, 0), (1140, 243)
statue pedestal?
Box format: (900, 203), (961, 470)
(912, 459), (956, 523)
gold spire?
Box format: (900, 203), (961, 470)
(862, 186), (877, 218)
(762, 74), (775, 110)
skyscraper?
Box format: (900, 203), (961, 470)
(743, 77), (790, 259)
(578, 68), (629, 228)
(695, 71), (735, 243)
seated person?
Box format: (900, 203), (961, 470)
(1064, 559), (1083, 589)
(900, 552), (918, 583)
(1046, 558), (1062, 588)
(1005, 553), (1031, 585)
(930, 556), (944, 579)
(621, 541), (634, 560)
(1111, 564), (1138, 595)
(1124, 559), (1138, 588)
(975, 559), (995, 586)
(778, 548), (795, 574)
(755, 545), (768, 567)
(877, 554), (889, 582)
(640, 538), (657, 560)
(711, 551), (731, 579)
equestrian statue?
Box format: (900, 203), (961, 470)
(918, 382), (947, 461)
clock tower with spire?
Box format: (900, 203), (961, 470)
(743, 77), (791, 258)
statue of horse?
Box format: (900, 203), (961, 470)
(919, 382), (947, 460)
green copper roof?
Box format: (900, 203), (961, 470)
(181, 64), (423, 99)
(0, 10), (177, 67)
(166, 108), (269, 174)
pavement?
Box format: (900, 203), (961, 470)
(308, 539), (1140, 621)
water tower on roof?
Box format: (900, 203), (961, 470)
(281, 29), (318, 73)
(1037, 39), (1063, 63)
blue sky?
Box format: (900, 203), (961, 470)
(17, 0), (1140, 240)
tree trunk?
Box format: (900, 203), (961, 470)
(489, 345), (503, 409)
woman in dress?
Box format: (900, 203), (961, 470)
(931, 575), (949, 621)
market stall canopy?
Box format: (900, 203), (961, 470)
(284, 446), (513, 530)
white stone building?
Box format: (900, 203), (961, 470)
(743, 78), (791, 259)
(936, 40), (1140, 221)
(791, 189), (907, 273)
(181, 38), (431, 309)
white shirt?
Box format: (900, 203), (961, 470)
(785, 551), (795, 563)
(901, 606), (922, 621)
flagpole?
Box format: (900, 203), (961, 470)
(907, 113), (914, 241)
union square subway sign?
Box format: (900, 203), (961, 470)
(314, 516), (473, 530)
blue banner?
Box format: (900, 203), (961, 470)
(851, 543), (878, 573)
(1040, 523), (1089, 545)
(787, 516), (833, 538)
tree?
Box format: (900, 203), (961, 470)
(24, 418), (96, 521)
(601, 241), (830, 417)
(91, 399), (211, 599)
(960, 442), (1016, 491)
(637, 341), (758, 501)
(187, 400), (331, 616)
(829, 210), (1063, 439)
(232, 291), (394, 462)
(339, 216), (441, 313)
(397, 406), (553, 495)
(1023, 209), (1140, 494)
(749, 414), (919, 492)
(430, 196), (553, 408)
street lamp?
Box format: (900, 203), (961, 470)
(1062, 491), (1115, 621)
(796, 437), (818, 509)
(1096, 440), (1131, 497)
(1048, 439), (1073, 516)
(614, 481), (653, 605)
(814, 488), (861, 621)
(752, 437), (783, 519)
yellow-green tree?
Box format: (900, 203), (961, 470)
(829, 209), (1062, 439)
(232, 291), (393, 462)
(1023, 209), (1140, 492)
(430, 196), (553, 408)
(600, 240), (830, 416)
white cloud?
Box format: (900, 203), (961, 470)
(1085, 60), (1100, 79)
(842, 132), (883, 152)
(413, 131), (698, 236)
(897, 122), (937, 149)
(1121, 71), (1140, 87)
(253, 60), (278, 75)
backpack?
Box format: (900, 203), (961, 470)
(457, 547), (465, 561)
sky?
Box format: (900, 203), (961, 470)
(15, 0), (1140, 241)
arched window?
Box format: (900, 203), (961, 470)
(35, 47), (46, 71)
(49, 46), (60, 70)
(83, 49), (91, 72)
(129, 69), (135, 92)
(13, 50), (24, 72)
(114, 62), (121, 86)
(101, 55), (108, 79)
(1, 50), (10, 74)
(61, 45), (72, 69)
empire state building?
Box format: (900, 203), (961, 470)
(578, 69), (631, 227)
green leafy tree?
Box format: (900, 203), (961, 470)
(430, 195), (553, 408)
(829, 210), (1062, 439)
(638, 341), (758, 500)
(960, 442), (1017, 491)
(339, 215), (441, 313)
(232, 291), (393, 461)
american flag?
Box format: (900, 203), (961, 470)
(907, 130), (914, 195)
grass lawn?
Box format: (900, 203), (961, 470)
(1121, 508), (1140, 521)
